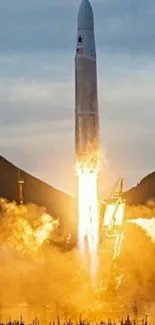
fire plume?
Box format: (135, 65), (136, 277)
(77, 166), (99, 278)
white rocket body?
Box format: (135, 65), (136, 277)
(75, 0), (99, 170)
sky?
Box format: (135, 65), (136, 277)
(0, 0), (155, 196)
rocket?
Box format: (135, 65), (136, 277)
(75, 0), (100, 170)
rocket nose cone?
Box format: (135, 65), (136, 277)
(78, 0), (94, 29)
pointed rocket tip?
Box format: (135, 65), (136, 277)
(81, 0), (91, 4)
(79, 0), (93, 14)
(78, 0), (94, 29)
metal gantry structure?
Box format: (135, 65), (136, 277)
(97, 178), (126, 299)
(17, 169), (24, 205)
(100, 178), (126, 253)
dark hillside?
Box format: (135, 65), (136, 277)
(0, 156), (77, 231)
(124, 172), (155, 205)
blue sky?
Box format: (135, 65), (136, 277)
(0, 0), (155, 195)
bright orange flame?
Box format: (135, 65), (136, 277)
(77, 167), (99, 278)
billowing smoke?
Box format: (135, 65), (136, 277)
(0, 199), (99, 322)
(1, 198), (155, 320)
(115, 223), (155, 305)
(107, 203), (155, 314)
(129, 218), (155, 243)
(125, 202), (155, 219)
(0, 199), (59, 254)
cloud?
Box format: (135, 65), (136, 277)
(0, 52), (155, 194)
(0, 0), (154, 194)
(0, 75), (75, 193)
(0, 0), (154, 55)
(95, 0), (155, 55)
(0, 78), (74, 126)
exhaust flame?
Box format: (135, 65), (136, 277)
(77, 167), (99, 278)
(129, 218), (155, 243)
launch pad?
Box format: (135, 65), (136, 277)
(96, 178), (126, 299)
(100, 178), (126, 255)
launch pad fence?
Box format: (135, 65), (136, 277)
(0, 305), (101, 324)
(0, 306), (154, 325)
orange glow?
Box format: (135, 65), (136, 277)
(9, 212), (58, 254)
(129, 218), (155, 243)
(77, 166), (99, 278)
(34, 213), (57, 246)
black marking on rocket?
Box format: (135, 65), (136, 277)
(78, 35), (83, 44)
